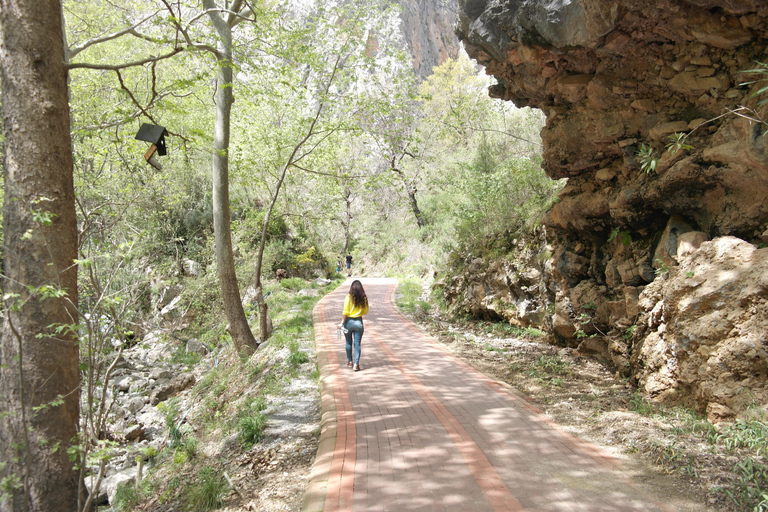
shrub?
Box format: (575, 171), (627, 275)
(184, 466), (229, 512)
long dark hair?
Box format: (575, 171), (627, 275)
(349, 280), (368, 309)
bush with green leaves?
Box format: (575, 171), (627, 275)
(453, 151), (563, 257)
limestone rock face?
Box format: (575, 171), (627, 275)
(633, 237), (768, 419)
(441, 230), (550, 329)
(453, 0), (768, 418)
(397, 0), (461, 78)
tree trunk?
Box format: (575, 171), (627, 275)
(0, 0), (81, 510)
(392, 164), (426, 228)
(341, 187), (352, 253)
(405, 183), (425, 228)
(206, 3), (258, 355)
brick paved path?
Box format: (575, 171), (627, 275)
(303, 278), (673, 512)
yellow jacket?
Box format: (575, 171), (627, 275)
(342, 294), (369, 318)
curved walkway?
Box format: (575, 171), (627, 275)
(303, 278), (673, 512)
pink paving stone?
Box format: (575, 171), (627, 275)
(307, 279), (677, 512)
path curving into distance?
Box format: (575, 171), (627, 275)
(303, 278), (674, 512)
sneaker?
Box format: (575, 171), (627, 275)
(354, 364), (360, 372)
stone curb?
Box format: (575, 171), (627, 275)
(302, 287), (341, 512)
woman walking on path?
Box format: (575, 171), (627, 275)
(339, 280), (368, 371)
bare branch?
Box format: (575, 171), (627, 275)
(66, 10), (163, 61)
(292, 163), (367, 179)
(67, 47), (184, 70)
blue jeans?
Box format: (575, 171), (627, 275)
(344, 317), (364, 365)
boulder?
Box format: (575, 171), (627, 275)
(150, 373), (196, 406)
(633, 237), (768, 419)
(182, 258), (202, 276)
(453, 0), (768, 418)
(103, 465), (139, 506)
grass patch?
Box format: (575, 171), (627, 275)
(112, 479), (153, 512)
(716, 419), (768, 455)
(629, 392), (657, 416)
(524, 355), (570, 387)
(287, 339), (311, 367)
(183, 466), (229, 512)
(396, 278), (428, 314)
(237, 396), (268, 448)
(722, 458), (768, 512)
(476, 320), (545, 339)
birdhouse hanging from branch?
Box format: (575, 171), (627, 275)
(135, 123), (168, 170)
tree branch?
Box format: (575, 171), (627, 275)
(67, 47), (184, 70)
(66, 10), (163, 61)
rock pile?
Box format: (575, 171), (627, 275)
(85, 331), (207, 506)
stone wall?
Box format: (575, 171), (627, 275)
(451, 0), (768, 420)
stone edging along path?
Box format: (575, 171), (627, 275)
(303, 278), (675, 512)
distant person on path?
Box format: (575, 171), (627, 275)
(345, 252), (353, 277)
(339, 280), (368, 371)
(336, 258), (341, 273)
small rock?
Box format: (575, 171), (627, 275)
(186, 338), (210, 356)
(124, 424), (145, 442)
(148, 367), (173, 381)
(182, 258), (202, 276)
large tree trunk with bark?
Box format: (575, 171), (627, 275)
(206, 2), (258, 355)
(0, 0), (81, 510)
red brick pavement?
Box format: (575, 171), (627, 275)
(303, 278), (674, 512)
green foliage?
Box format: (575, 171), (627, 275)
(608, 227), (632, 246)
(629, 392), (657, 416)
(741, 61), (768, 106)
(524, 354), (571, 386)
(183, 466), (229, 512)
(531, 354), (570, 375)
(723, 458), (768, 512)
(279, 277), (311, 291)
(396, 278), (427, 314)
(716, 419), (768, 455)
(654, 258), (671, 276)
(637, 143), (657, 174)
(287, 339), (310, 367)
(454, 152), (562, 257)
(237, 397), (268, 448)
(666, 132), (694, 156)
(112, 480), (145, 512)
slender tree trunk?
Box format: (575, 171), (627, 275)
(405, 183), (425, 228)
(392, 164), (426, 228)
(206, 3), (258, 354)
(0, 0), (81, 510)
(341, 187), (352, 253)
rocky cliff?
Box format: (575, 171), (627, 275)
(450, 0), (768, 421)
(398, 0), (461, 78)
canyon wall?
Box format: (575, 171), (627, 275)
(450, 0), (768, 420)
(398, 0), (461, 78)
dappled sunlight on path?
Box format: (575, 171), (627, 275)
(305, 279), (674, 512)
